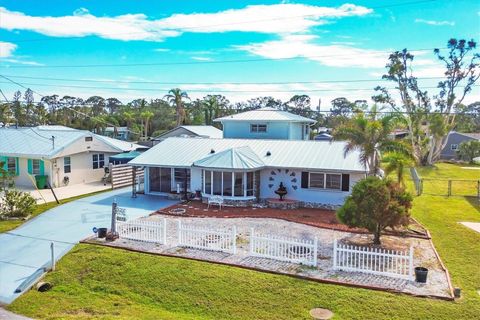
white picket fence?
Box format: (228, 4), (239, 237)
(249, 228), (318, 267)
(333, 239), (413, 280)
(117, 218), (167, 244)
(177, 220), (237, 254)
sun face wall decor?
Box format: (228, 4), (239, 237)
(268, 168), (298, 191)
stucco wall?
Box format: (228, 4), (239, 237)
(259, 168), (364, 206)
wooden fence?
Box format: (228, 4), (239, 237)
(117, 218), (166, 244)
(177, 221), (237, 254)
(333, 239), (413, 280)
(249, 228), (318, 267)
(110, 164), (144, 190)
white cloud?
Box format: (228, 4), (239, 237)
(236, 34), (390, 68)
(154, 48), (170, 52)
(191, 56), (213, 61)
(415, 19), (455, 26)
(0, 4), (372, 41)
(0, 58), (44, 66)
(0, 41), (17, 58)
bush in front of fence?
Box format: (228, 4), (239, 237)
(337, 177), (413, 245)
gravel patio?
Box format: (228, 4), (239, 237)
(86, 213), (453, 300)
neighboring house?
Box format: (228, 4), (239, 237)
(152, 125), (223, 145)
(129, 108), (366, 209)
(214, 107), (315, 140)
(314, 133), (332, 141)
(440, 131), (480, 160)
(104, 126), (131, 141)
(0, 125), (141, 188)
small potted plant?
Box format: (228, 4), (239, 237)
(195, 189), (202, 199)
(414, 266), (428, 283)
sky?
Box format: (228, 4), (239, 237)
(0, 0), (479, 107)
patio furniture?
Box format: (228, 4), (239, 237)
(208, 195), (224, 210)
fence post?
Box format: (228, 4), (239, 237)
(162, 218), (167, 245)
(409, 245), (414, 280)
(232, 226), (237, 255)
(477, 180), (480, 200)
(419, 179), (423, 196)
(313, 237), (318, 267)
(50, 242), (55, 271)
(177, 220), (181, 246)
(332, 238), (337, 270)
(249, 228), (254, 255)
(448, 180), (452, 197)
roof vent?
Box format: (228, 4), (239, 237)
(266, 151), (271, 156)
(210, 149), (215, 154)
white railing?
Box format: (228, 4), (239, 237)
(177, 220), (237, 254)
(333, 239), (413, 280)
(117, 218), (167, 244)
(249, 228), (318, 267)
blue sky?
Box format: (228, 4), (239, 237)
(0, 0), (478, 105)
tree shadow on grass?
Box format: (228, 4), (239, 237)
(465, 196), (480, 213)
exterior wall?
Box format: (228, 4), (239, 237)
(259, 168), (364, 208)
(222, 121), (289, 140)
(440, 132), (475, 159)
(190, 167), (203, 192)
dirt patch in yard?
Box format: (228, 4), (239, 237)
(154, 201), (429, 239)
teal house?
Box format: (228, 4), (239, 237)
(214, 107), (315, 140)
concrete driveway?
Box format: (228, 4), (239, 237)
(0, 189), (177, 304)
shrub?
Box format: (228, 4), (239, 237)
(0, 189), (37, 219)
(337, 176), (412, 245)
(457, 140), (480, 163)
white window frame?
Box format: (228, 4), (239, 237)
(450, 144), (458, 151)
(202, 170), (255, 199)
(7, 157), (16, 174)
(308, 172), (342, 191)
(64, 156), (71, 174)
(32, 159), (41, 175)
(92, 153), (105, 169)
(250, 124), (267, 133)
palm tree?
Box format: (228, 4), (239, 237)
(382, 152), (413, 185)
(333, 108), (411, 175)
(164, 88), (189, 126)
(140, 110), (154, 139)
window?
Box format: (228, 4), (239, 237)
(308, 172), (342, 190)
(450, 144), (458, 151)
(309, 173), (325, 188)
(92, 154), (105, 169)
(85, 136), (93, 142)
(7, 158), (16, 174)
(64, 157), (71, 173)
(325, 174), (341, 190)
(203, 170), (255, 197)
(174, 168), (190, 191)
(32, 159), (41, 175)
(250, 124), (267, 133)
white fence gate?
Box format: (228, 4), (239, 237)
(249, 228), (318, 267)
(177, 221), (237, 254)
(333, 239), (413, 280)
(117, 218), (167, 244)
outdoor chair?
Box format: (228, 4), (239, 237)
(207, 195), (224, 210)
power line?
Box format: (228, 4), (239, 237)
(0, 47), (446, 69)
(0, 80), (477, 93)
(9, 0), (438, 44)
(0, 74), (447, 85)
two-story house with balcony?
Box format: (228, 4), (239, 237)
(129, 107), (368, 209)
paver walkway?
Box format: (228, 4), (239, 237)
(0, 190), (177, 304)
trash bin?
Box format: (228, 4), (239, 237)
(414, 267), (428, 283)
(35, 175), (48, 189)
(98, 228), (108, 238)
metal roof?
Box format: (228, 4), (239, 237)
(193, 146), (265, 170)
(0, 125), (141, 159)
(129, 137), (367, 172)
(180, 125), (223, 138)
(213, 107), (316, 123)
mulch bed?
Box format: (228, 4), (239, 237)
(153, 200), (429, 239)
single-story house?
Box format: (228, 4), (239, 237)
(152, 125), (223, 145)
(129, 137), (368, 209)
(440, 131), (480, 160)
(0, 125), (142, 188)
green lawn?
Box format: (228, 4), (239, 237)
(7, 166), (480, 320)
(416, 163), (480, 197)
(0, 189), (110, 233)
